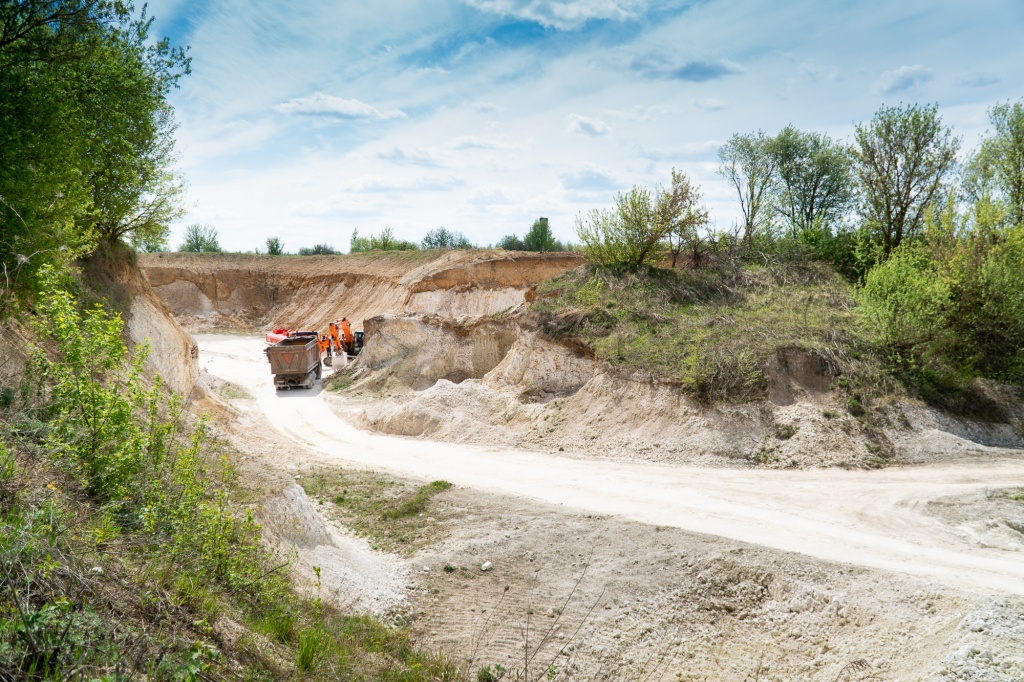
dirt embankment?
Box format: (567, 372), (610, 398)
(344, 314), (1024, 468)
(138, 250), (582, 333)
(83, 250), (199, 396)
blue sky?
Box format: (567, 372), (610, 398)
(147, 0), (1024, 252)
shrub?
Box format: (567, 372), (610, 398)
(575, 186), (665, 268)
(298, 243), (338, 255)
(422, 227), (474, 249)
(179, 224), (222, 252)
(265, 236), (285, 255)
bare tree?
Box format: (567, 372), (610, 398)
(718, 131), (777, 246)
(853, 103), (959, 255)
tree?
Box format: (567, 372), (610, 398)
(655, 169), (711, 268)
(298, 243), (337, 255)
(718, 131), (777, 245)
(575, 186), (664, 267)
(769, 126), (854, 236)
(350, 228), (418, 252)
(497, 234), (525, 250)
(968, 100), (1024, 227)
(523, 218), (558, 252)
(179, 224), (221, 253)
(422, 227), (473, 249)
(265, 237), (285, 255)
(853, 103), (960, 256)
(0, 1), (188, 298)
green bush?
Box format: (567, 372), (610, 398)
(859, 223), (1024, 388)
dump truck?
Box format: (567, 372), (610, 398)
(265, 336), (322, 390)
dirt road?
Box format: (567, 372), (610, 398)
(198, 334), (1024, 594)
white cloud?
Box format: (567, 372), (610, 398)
(377, 147), (445, 167)
(343, 175), (465, 193)
(694, 98), (727, 112)
(637, 141), (721, 161)
(275, 93), (407, 120)
(560, 164), (619, 190)
(448, 135), (523, 150)
(875, 65), (933, 95)
(461, 0), (644, 29)
(566, 113), (611, 136)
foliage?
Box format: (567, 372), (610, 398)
(718, 131), (777, 245)
(656, 169), (711, 268)
(422, 227), (474, 249)
(0, 0), (189, 298)
(860, 217), (1024, 389)
(852, 103), (960, 256)
(497, 234), (525, 250)
(523, 217), (557, 252)
(351, 227), (419, 252)
(768, 126), (855, 237)
(265, 236), (285, 255)
(2, 272), (463, 679)
(965, 99), (1024, 227)
(178, 223), (221, 252)
(534, 263), (867, 405)
(298, 243), (338, 255)
(575, 186), (666, 268)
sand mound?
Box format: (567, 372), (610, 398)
(344, 314), (1024, 468)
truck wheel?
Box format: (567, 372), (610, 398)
(315, 363), (322, 380)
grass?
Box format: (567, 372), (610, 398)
(0, 273), (463, 681)
(217, 382), (253, 400)
(533, 262), (882, 405)
(303, 469), (453, 555)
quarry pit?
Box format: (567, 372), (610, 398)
(137, 251), (1024, 681)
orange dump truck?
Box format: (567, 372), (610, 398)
(264, 335), (321, 390)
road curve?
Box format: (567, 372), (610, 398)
(198, 334), (1024, 594)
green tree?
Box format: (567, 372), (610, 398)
(351, 227), (418, 252)
(497, 234), (525, 250)
(575, 186), (664, 268)
(769, 126), (854, 236)
(853, 103), (960, 256)
(0, 1), (188, 297)
(298, 243), (337, 255)
(422, 227), (473, 249)
(179, 224), (221, 253)
(655, 169), (710, 268)
(718, 131), (777, 245)
(523, 217), (558, 252)
(966, 100), (1024, 228)
(265, 236), (285, 255)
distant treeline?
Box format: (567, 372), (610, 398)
(174, 218), (575, 255)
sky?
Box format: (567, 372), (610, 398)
(145, 0), (1024, 252)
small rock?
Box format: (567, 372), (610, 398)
(91, 566), (103, 574)
(970, 621), (985, 633)
(481, 561), (493, 572)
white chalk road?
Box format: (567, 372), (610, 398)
(198, 334), (1024, 594)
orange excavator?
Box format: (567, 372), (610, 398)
(328, 318), (363, 357)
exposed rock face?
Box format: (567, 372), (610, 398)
(139, 250), (582, 333)
(347, 313), (1024, 469)
(83, 249), (199, 396)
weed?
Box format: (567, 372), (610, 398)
(774, 423), (797, 440)
(822, 409), (837, 419)
(444, 563), (456, 573)
(296, 628), (325, 671)
(383, 480), (453, 520)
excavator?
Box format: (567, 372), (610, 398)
(265, 319), (362, 371)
